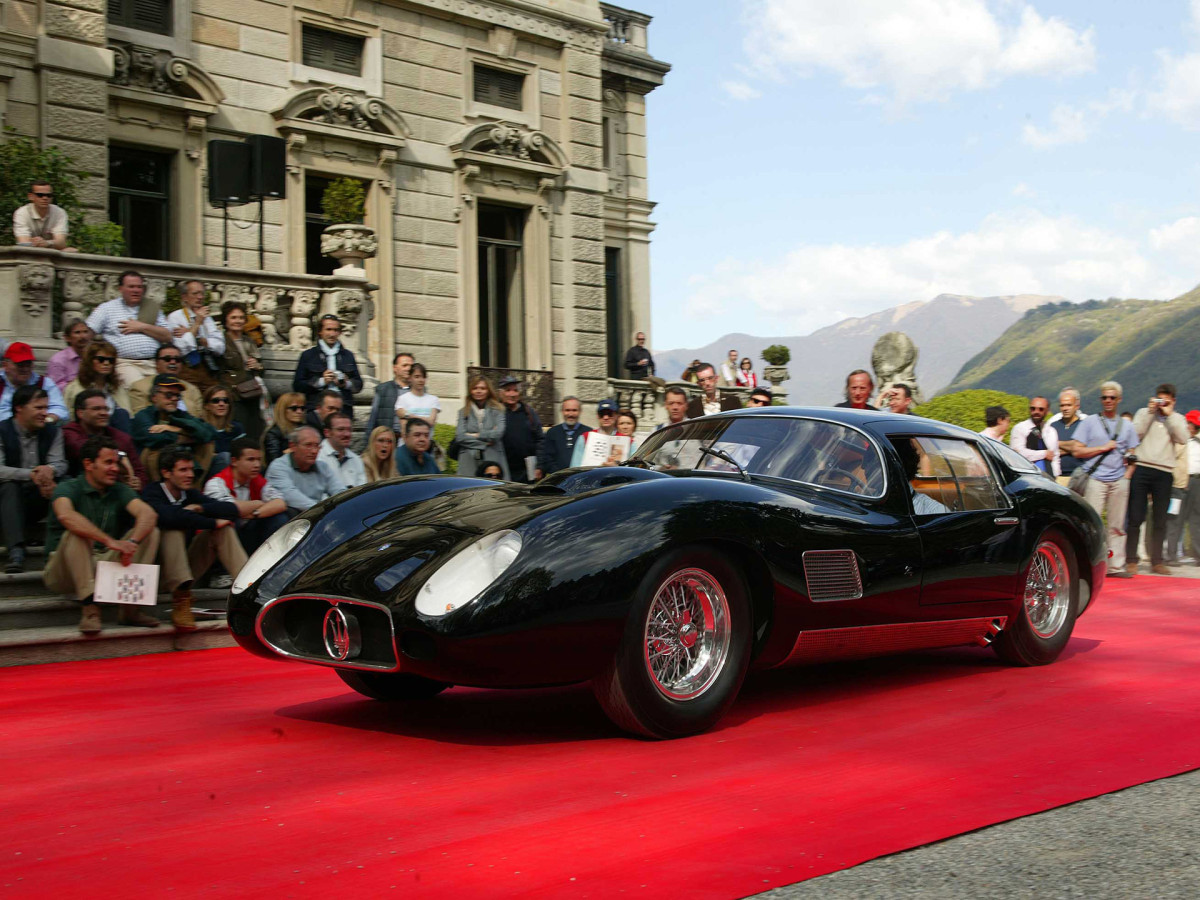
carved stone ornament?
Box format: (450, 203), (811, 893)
(871, 331), (923, 404)
(18, 265), (54, 319)
(320, 224), (378, 264)
(289, 289), (319, 350)
(483, 122), (547, 161)
(329, 289), (366, 343)
(312, 90), (386, 131)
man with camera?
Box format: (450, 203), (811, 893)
(1073, 382), (1140, 578)
(1125, 383), (1188, 574)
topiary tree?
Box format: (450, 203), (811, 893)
(918, 389), (1030, 434)
(762, 344), (791, 366)
(321, 177), (367, 224)
(0, 135), (125, 254)
(434, 422), (458, 474)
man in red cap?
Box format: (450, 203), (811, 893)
(0, 342), (68, 424)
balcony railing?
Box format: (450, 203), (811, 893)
(608, 378), (783, 430)
(0, 247), (377, 396)
(601, 3), (652, 52)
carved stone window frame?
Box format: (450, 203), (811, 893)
(292, 11), (382, 98)
(109, 1), (193, 59)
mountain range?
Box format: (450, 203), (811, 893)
(655, 294), (1059, 405)
(946, 286), (1200, 411)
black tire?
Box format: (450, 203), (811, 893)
(592, 547), (752, 739)
(336, 669), (450, 701)
(994, 528), (1078, 666)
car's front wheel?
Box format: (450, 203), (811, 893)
(994, 529), (1078, 666)
(336, 669), (450, 701)
(593, 547), (752, 738)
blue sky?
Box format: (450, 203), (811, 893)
(634, 0), (1200, 349)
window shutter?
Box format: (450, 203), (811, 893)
(129, 0), (171, 35)
(474, 66), (524, 110)
(302, 26), (364, 76)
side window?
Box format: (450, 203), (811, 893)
(894, 436), (1007, 515)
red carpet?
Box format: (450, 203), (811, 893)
(1, 578), (1197, 898)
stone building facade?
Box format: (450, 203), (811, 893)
(0, 0), (668, 407)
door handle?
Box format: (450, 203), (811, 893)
(993, 516), (1018, 526)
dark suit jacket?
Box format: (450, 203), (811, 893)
(140, 482), (239, 535)
(293, 345), (363, 411)
(686, 395), (742, 418)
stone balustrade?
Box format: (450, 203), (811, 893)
(0, 247), (377, 397)
(601, 3), (651, 51)
(608, 378), (783, 429)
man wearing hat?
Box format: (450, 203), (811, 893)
(498, 375), (544, 483)
(0, 342), (68, 423)
(131, 374), (217, 481)
(569, 399), (619, 467)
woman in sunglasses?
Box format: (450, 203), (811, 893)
(201, 385), (246, 477)
(262, 392), (308, 467)
(63, 340), (133, 433)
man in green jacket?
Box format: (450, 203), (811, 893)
(131, 374), (216, 481)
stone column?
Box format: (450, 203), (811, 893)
(37, 1), (114, 224)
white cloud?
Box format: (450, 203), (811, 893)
(722, 80), (762, 101)
(1147, 1), (1200, 128)
(1022, 103), (1088, 147)
(740, 0), (1095, 106)
(1012, 182), (1036, 197)
(684, 210), (1189, 335)
(1149, 216), (1200, 259)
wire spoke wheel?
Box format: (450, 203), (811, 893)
(1023, 539), (1070, 638)
(642, 567), (731, 700)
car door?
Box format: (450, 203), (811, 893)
(893, 436), (1024, 605)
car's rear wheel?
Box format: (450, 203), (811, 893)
(994, 529), (1077, 666)
(593, 547), (752, 738)
(336, 669), (450, 701)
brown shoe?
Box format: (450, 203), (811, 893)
(171, 589), (197, 633)
(118, 607), (161, 628)
(1125, 562), (1139, 576)
(79, 604), (102, 635)
(1152, 564), (1171, 575)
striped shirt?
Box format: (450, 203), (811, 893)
(86, 298), (169, 360)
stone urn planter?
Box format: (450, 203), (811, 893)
(763, 365), (789, 385)
(321, 224), (377, 278)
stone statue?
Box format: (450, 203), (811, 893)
(871, 331), (923, 404)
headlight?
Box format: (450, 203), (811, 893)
(415, 530), (522, 617)
(232, 518), (311, 595)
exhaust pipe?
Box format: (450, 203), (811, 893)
(975, 618), (1004, 647)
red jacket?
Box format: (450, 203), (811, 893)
(214, 466), (267, 501)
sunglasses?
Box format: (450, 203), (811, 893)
(748, 398), (769, 405)
(93, 355), (115, 364)
(598, 410), (616, 416)
(207, 397), (230, 404)
(1100, 395), (1119, 401)
(287, 405), (306, 412)
(32, 192), (54, 199)
(1030, 406), (1047, 412)
(160, 392), (182, 401)
(160, 356), (182, 363)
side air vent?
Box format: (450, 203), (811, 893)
(802, 549), (863, 602)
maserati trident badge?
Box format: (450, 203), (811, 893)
(322, 606), (361, 661)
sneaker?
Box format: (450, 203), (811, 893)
(209, 574), (233, 589)
(5, 548), (25, 575)
(1152, 564), (1171, 575)
(79, 604), (102, 635)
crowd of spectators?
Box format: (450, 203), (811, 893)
(7, 264), (1195, 635)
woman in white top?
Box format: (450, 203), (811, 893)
(395, 363), (441, 428)
(168, 279), (224, 390)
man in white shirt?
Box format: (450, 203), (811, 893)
(167, 280), (224, 390)
(317, 410), (366, 488)
(720, 349), (739, 386)
(978, 405), (1011, 442)
(13, 181), (69, 250)
(86, 270), (173, 386)
(1010, 396), (1060, 476)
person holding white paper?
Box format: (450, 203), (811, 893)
(43, 434), (163, 635)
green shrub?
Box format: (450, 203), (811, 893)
(762, 344), (791, 366)
(434, 422), (458, 475)
(0, 136), (124, 254)
(918, 389), (1030, 434)
(321, 177), (366, 224)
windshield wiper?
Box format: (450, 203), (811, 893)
(696, 444), (751, 483)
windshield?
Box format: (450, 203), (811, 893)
(634, 415), (886, 498)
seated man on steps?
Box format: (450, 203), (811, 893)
(62, 389), (147, 487)
(43, 434), (162, 634)
(142, 446), (247, 632)
(0, 385), (68, 573)
(132, 374), (216, 480)
(204, 437), (289, 555)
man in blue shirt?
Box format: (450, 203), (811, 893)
(1072, 380), (1140, 577)
(394, 418), (440, 476)
(0, 342), (69, 423)
(266, 426), (346, 514)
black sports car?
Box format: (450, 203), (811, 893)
(228, 408), (1106, 738)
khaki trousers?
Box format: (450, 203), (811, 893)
(116, 358), (158, 391)
(1084, 477), (1129, 572)
(43, 528), (162, 602)
(159, 526), (248, 591)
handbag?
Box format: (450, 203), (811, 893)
(1067, 419), (1118, 496)
(446, 438), (462, 461)
(232, 378), (263, 399)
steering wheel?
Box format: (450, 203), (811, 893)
(820, 467), (868, 493)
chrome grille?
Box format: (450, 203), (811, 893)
(802, 549), (863, 602)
